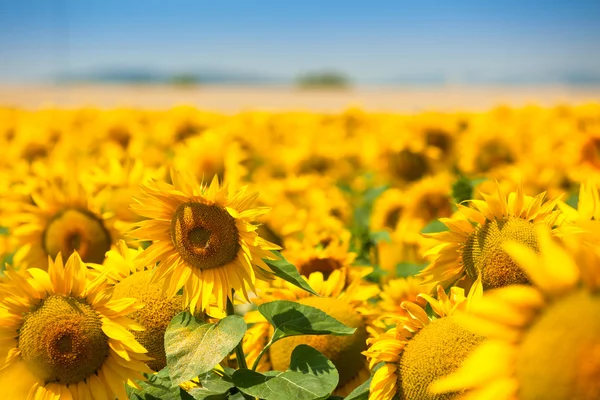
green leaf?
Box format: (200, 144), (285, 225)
(343, 376), (371, 400)
(258, 300), (356, 342)
(233, 345), (339, 400)
(396, 262), (426, 278)
(565, 192), (579, 209)
(165, 312), (247, 386)
(420, 219), (449, 234)
(126, 368), (194, 400)
(264, 252), (319, 296)
(0, 226), (8, 235)
(187, 387), (229, 400)
(369, 230), (392, 244)
(197, 370), (234, 394)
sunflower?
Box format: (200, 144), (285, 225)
(245, 272), (379, 396)
(282, 228), (364, 283)
(82, 157), (166, 224)
(364, 283), (483, 400)
(370, 188), (406, 232)
(130, 169), (280, 313)
(431, 227), (600, 400)
(92, 240), (225, 371)
(6, 177), (122, 270)
(419, 182), (563, 291)
(0, 251), (151, 399)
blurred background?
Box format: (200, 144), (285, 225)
(1, 0), (600, 111)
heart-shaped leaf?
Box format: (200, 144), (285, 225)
(258, 300), (356, 342)
(233, 345), (339, 400)
(165, 312), (246, 385)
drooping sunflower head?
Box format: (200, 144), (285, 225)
(130, 169), (280, 313)
(431, 227), (600, 400)
(7, 177), (121, 269)
(420, 182), (563, 291)
(0, 252), (150, 399)
(364, 284), (483, 400)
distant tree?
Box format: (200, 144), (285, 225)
(170, 74), (200, 87)
(296, 71), (350, 89)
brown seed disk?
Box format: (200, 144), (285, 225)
(170, 201), (240, 270)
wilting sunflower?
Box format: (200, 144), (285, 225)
(7, 177), (121, 270)
(431, 227), (600, 400)
(130, 169), (280, 313)
(0, 252), (150, 399)
(364, 283), (483, 400)
(419, 183), (563, 291)
(92, 240), (225, 371)
(245, 272), (379, 396)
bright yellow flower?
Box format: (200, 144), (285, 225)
(431, 227), (600, 400)
(0, 252), (150, 399)
(130, 169), (280, 313)
(420, 182), (563, 291)
(364, 283), (482, 400)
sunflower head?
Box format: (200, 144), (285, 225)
(0, 252), (150, 399)
(365, 285), (483, 400)
(7, 178), (119, 269)
(431, 227), (600, 400)
(113, 269), (184, 371)
(19, 294), (109, 384)
(420, 183), (563, 291)
(131, 169), (280, 313)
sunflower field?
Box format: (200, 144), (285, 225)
(0, 104), (599, 400)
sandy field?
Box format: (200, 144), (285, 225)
(1, 84), (599, 112)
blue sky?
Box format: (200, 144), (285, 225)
(1, 0), (599, 84)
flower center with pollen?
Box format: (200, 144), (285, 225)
(170, 201), (240, 270)
(516, 290), (600, 400)
(43, 208), (111, 264)
(18, 295), (109, 385)
(462, 216), (536, 290)
(269, 297), (368, 388)
(399, 317), (484, 400)
(113, 270), (184, 371)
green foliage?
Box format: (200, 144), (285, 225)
(126, 368), (194, 400)
(264, 253), (319, 296)
(296, 71), (350, 89)
(343, 376), (371, 400)
(258, 300), (356, 342)
(187, 370), (236, 399)
(347, 183), (390, 266)
(233, 345), (339, 400)
(396, 262), (427, 278)
(565, 192), (579, 209)
(420, 219), (449, 234)
(452, 175), (487, 204)
(165, 312), (247, 385)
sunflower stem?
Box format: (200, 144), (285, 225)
(227, 293), (249, 370)
(251, 337), (274, 371)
